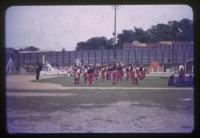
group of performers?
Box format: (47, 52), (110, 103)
(168, 67), (193, 87)
(72, 63), (146, 85)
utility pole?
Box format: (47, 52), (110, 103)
(114, 5), (117, 46)
(113, 5), (117, 60)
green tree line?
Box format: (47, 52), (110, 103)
(76, 18), (193, 50)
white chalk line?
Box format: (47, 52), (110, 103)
(7, 87), (193, 90)
(7, 92), (75, 97)
(38, 87), (193, 90)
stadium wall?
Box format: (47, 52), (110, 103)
(5, 43), (193, 71)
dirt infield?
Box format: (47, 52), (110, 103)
(6, 74), (194, 133)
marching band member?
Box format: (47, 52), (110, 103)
(101, 65), (106, 81)
(120, 65), (123, 81)
(126, 65), (129, 80)
(135, 67), (139, 85)
(142, 67), (146, 79)
(76, 67), (81, 84)
(112, 64), (117, 84)
(128, 65), (132, 80)
(73, 62), (144, 86)
(73, 66), (78, 85)
(123, 66), (127, 79)
(131, 66), (138, 85)
(138, 66), (143, 80)
(83, 65), (88, 84)
(106, 65), (111, 80)
(94, 65), (99, 80)
(117, 64), (122, 82)
(87, 65), (94, 85)
(129, 66), (135, 84)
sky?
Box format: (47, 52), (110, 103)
(5, 5), (193, 51)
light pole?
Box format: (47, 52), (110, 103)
(114, 5), (117, 46)
(113, 5), (118, 61)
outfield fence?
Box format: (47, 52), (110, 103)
(6, 43), (193, 71)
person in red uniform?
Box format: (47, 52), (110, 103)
(126, 65), (129, 80)
(112, 64), (117, 84)
(101, 65), (106, 81)
(138, 66), (143, 80)
(106, 65), (112, 80)
(116, 64), (123, 82)
(120, 65), (124, 81)
(129, 66), (135, 84)
(116, 64), (120, 82)
(87, 65), (94, 85)
(106, 66), (109, 80)
(129, 66), (138, 85)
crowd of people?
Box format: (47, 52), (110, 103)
(168, 67), (193, 87)
(70, 63), (147, 85)
(23, 61), (193, 87)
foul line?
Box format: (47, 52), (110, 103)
(58, 87), (193, 90)
(7, 87), (193, 90)
(7, 92), (75, 97)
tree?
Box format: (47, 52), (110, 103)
(76, 18), (193, 50)
(134, 27), (148, 43)
(149, 24), (173, 42)
(117, 30), (135, 48)
(75, 37), (113, 50)
(76, 42), (87, 50)
(117, 28), (148, 47)
(176, 18), (193, 41)
(117, 18), (193, 46)
(168, 18), (193, 41)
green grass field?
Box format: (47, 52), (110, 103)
(31, 76), (184, 87)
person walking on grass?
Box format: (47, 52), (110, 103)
(87, 65), (94, 85)
(106, 65), (111, 80)
(73, 66), (81, 85)
(112, 63), (117, 84)
(35, 62), (42, 80)
(101, 65), (106, 81)
(73, 66), (78, 85)
(117, 64), (123, 82)
(83, 65), (88, 84)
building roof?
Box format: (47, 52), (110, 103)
(19, 50), (57, 54)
